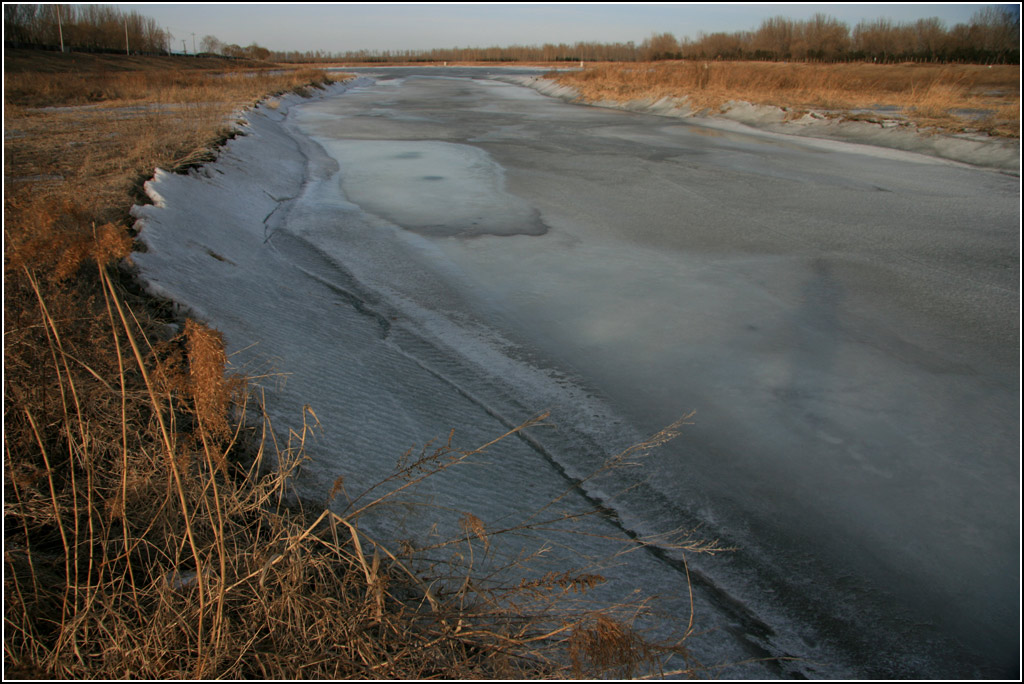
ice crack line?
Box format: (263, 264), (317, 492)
(262, 189), (298, 243)
(290, 263), (392, 338)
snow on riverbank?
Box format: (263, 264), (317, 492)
(510, 75), (1020, 172)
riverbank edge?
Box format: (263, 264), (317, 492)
(509, 75), (1021, 174)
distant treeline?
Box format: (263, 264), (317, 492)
(274, 7), (1019, 65)
(3, 4), (277, 61)
(3, 3), (280, 61)
(4, 4), (172, 54)
(5, 4), (1018, 65)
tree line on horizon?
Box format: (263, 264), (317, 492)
(279, 7), (1019, 66)
(4, 4), (1019, 65)
(4, 4), (172, 55)
(3, 4), (273, 60)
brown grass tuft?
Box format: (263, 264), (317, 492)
(183, 319), (236, 442)
(569, 614), (652, 679)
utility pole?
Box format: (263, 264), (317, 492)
(191, 32), (196, 55)
(56, 5), (64, 53)
(125, 19), (130, 55)
(182, 39), (187, 55)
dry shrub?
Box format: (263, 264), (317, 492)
(4, 198), (133, 283)
(569, 614), (652, 679)
(183, 319), (236, 442)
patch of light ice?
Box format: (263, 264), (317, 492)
(322, 139), (547, 237)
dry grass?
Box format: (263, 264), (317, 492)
(4, 265), (705, 677)
(552, 60), (1020, 137)
(4, 65), (338, 215)
(5, 267), (712, 677)
(5, 52), (719, 678)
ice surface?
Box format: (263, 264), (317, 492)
(131, 71), (1020, 679)
(323, 139), (546, 237)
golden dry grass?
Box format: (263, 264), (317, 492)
(4, 66), (338, 212)
(5, 271), (709, 677)
(552, 60), (1020, 137)
(5, 52), (719, 678)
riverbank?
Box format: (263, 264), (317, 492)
(5, 56), (687, 678)
(512, 62), (1020, 172)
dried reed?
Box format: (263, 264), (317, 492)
(6, 264), (714, 676)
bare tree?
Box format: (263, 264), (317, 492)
(801, 13), (850, 61)
(751, 16), (794, 59)
(853, 18), (901, 62)
(200, 34), (223, 55)
(242, 43), (270, 60)
(911, 17), (947, 61)
(641, 32), (680, 60)
(970, 5), (1020, 62)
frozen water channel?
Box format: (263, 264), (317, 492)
(132, 68), (1020, 678)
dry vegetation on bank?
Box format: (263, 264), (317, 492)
(551, 60), (1021, 137)
(4, 51), (714, 678)
(4, 52), (336, 214)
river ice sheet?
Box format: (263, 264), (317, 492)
(132, 70), (1020, 678)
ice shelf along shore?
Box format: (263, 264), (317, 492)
(131, 69), (1020, 679)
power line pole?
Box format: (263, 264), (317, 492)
(125, 19), (130, 55)
(191, 32), (196, 54)
(56, 5), (64, 53)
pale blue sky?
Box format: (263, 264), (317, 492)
(120, 3), (1011, 54)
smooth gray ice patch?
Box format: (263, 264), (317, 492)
(325, 139), (547, 237)
(361, 107), (439, 123)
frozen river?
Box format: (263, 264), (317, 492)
(133, 67), (1019, 677)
